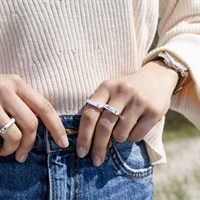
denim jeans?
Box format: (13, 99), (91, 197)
(0, 115), (153, 200)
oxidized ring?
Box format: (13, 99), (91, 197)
(86, 99), (103, 109)
(104, 104), (121, 116)
(0, 118), (15, 135)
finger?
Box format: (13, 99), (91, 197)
(0, 107), (22, 157)
(16, 82), (68, 148)
(111, 96), (145, 142)
(3, 93), (38, 163)
(92, 97), (124, 167)
(76, 83), (109, 158)
(128, 113), (159, 142)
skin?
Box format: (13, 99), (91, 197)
(76, 60), (179, 166)
(0, 60), (178, 165)
(0, 75), (69, 163)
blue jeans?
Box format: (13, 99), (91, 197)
(0, 115), (153, 200)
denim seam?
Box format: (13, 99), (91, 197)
(110, 145), (153, 178)
(77, 157), (81, 200)
(47, 154), (55, 200)
(32, 147), (46, 151)
(45, 131), (51, 154)
(46, 127), (55, 200)
(72, 155), (76, 200)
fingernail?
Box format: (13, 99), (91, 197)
(17, 153), (28, 163)
(77, 146), (87, 158)
(59, 134), (69, 148)
(93, 155), (102, 167)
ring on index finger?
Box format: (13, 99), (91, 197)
(86, 99), (103, 110)
(0, 118), (16, 136)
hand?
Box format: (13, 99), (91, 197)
(76, 60), (179, 166)
(0, 74), (68, 163)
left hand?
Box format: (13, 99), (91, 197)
(76, 60), (178, 166)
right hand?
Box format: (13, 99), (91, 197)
(0, 74), (69, 163)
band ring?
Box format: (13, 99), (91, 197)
(0, 118), (16, 135)
(104, 104), (121, 116)
(86, 99), (103, 109)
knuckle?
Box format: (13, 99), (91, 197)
(99, 79), (113, 90)
(113, 130), (127, 143)
(129, 89), (146, 107)
(97, 118), (112, 132)
(0, 81), (12, 95)
(41, 100), (54, 115)
(117, 82), (133, 96)
(9, 74), (24, 86)
(22, 118), (38, 132)
(9, 74), (22, 82)
(147, 105), (163, 118)
(135, 93), (147, 107)
(9, 131), (22, 144)
(78, 135), (90, 147)
(0, 75), (27, 98)
(81, 109), (96, 123)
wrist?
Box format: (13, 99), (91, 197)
(156, 51), (190, 94)
(142, 60), (179, 94)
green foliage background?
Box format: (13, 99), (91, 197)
(164, 110), (199, 141)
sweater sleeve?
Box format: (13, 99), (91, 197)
(143, 0), (200, 129)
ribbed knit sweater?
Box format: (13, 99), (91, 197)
(0, 0), (199, 164)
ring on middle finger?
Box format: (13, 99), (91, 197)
(104, 104), (121, 116)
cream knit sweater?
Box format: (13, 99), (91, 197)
(0, 0), (199, 164)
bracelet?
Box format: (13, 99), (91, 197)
(157, 51), (189, 94)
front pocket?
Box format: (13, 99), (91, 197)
(109, 140), (153, 178)
(0, 137), (3, 147)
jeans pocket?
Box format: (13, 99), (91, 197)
(0, 137), (3, 148)
(108, 139), (153, 178)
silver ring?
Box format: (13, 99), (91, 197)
(0, 118), (15, 135)
(86, 99), (103, 109)
(104, 104), (121, 116)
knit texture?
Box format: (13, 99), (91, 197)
(0, 0), (199, 164)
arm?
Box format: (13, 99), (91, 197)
(76, 0), (200, 166)
(144, 0), (200, 128)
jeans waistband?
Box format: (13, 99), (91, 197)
(38, 115), (81, 130)
(34, 115), (81, 152)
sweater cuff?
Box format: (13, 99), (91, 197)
(143, 34), (200, 98)
(143, 117), (167, 165)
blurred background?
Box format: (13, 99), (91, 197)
(151, 33), (200, 200)
(154, 111), (200, 200)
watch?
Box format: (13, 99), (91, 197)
(157, 51), (189, 94)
